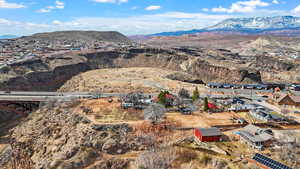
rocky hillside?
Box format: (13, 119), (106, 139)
(0, 54), (89, 91)
(23, 31), (131, 43)
(9, 101), (149, 169)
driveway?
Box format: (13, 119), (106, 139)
(253, 100), (281, 113)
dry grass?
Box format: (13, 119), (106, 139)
(59, 67), (206, 94)
(75, 97), (144, 124)
(167, 111), (238, 128)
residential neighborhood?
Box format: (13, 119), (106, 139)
(83, 85), (300, 168)
(0, 38), (141, 68)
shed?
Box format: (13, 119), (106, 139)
(194, 127), (222, 142)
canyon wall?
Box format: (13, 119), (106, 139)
(0, 48), (262, 91)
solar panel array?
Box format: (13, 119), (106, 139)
(252, 153), (293, 169)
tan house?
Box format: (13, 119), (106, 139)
(273, 93), (300, 106)
(239, 124), (273, 150)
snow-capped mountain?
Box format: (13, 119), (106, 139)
(151, 16), (300, 36)
(207, 16), (300, 30)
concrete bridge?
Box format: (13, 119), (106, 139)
(0, 91), (267, 103)
(0, 91), (95, 102)
(0, 91), (119, 114)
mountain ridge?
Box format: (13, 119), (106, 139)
(0, 35), (18, 39)
(150, 16), (300, 37)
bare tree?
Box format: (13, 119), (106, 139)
(10, 139), (34, 169)
(143, 104), (166, 124)
(135, 147), (176, 169)
(178, 88), (190, 98)
(278, 143), (300, 168)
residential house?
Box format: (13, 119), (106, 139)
(121, 92), (152, 109)
(249, 109), (284, 122)
(229, 104), (256, 112)
(232, 98), (245, 105)
(239, 124), (273, 150)
(273, 94), (300, 107)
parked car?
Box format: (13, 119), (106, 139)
(232, 85), (242, 89)
(180, 107), (192, 115)
(295, 86), (300, 91)
(244, 85), (255, 89)
(255, 85), (267, 90)
(223, 84), (232, 89)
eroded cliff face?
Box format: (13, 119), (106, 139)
(0, 48), (262, 91)
(85, 49), (261, 84)
(255, 55), (295, 71)
(252, 55), (300, 83)
(185, 59), (261, 83)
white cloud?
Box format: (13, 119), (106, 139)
(202, 8), (209, 12)
(52, 20), (62, 25)
(145, 5), (161, 11)
(293, 5), (300, 13)
(272, 0), (279, 4)
(37, 1), (65, 13)
(55, 0), (65, 9)
(212, 6), (229, 13)
(0, 12), (233, 35)
(212, 0), (269, 13)
(37, 8), (51, 13)
(93, 0), (128, 4)
(131, 6), (137, 10)
(0, 0), (25, 9)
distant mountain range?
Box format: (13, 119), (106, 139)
(0, 35), (18, 39)
(151, 16), (300, 36)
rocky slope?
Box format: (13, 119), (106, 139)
(9, 100), (149, 169)
(0, 54), (89, 91)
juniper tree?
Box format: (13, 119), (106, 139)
(192, 87), (200, 102)
(203, 97), (209, 111)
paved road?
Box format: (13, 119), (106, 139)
(0, 91), (153, 102)
(207, 87), (300, 96)
(253, 100), (282, 113)
(0, 90), (270, 102)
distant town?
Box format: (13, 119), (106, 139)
(0, 38), (141, 68)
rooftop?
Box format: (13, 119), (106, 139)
(197, 127), (222, 136)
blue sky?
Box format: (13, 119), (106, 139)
(0, 0), (300, 35)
